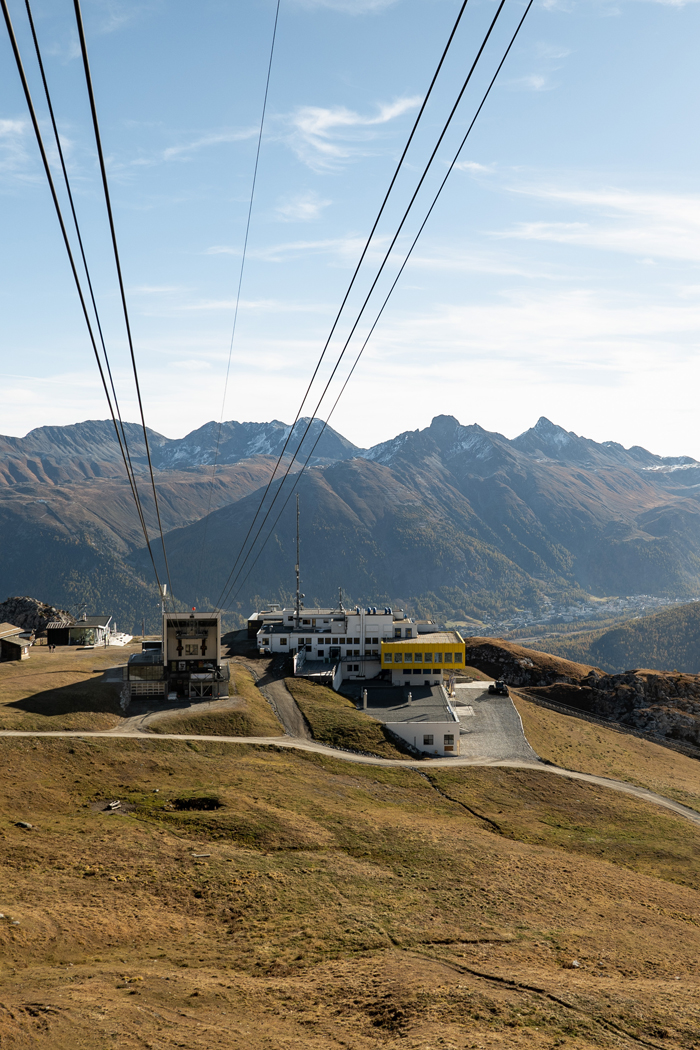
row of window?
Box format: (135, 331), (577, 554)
(322, 649), (378, 657)
(423, 734), (455, 746)
(385, 652), (463, 664)
(400, 669), (442, 676)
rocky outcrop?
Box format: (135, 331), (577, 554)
(465, 637), (700, 749)
(0, 596), (73, 634)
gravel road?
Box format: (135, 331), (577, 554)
(452, 684), (540, 762)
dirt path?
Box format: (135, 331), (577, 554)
(242, 656), (311, 739)
(0, 726), (699, 828)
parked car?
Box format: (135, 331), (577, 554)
(488, 680), (509, 696)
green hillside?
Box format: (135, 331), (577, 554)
(531, 601), (700, 673)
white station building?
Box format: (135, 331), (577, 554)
(256, 604), (417, 682)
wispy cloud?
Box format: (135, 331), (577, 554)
(275, 191), (331, 221)
(162, 128), (258, 161)
(206, 234), (373, 263)
(292, 0), (399, 12)
(501, 186), (700, 262)
(286, 96), (421, 170)
(455, 160), (496, 174)
(0, 119), (30, 176)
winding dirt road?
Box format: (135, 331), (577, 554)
(1, 725), (699, 829)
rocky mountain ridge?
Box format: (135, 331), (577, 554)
(464, 637), (700, 750)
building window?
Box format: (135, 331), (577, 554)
(455, 653), (463, 663)
(394, 654), (402, 663)
(423, 734), (434, 746)
(185, 644), (198, 655)
(280, 638), (288, 646)
(405, 680), (411, 686)
(434, 653), (442, 664)
(394, 628), (401, 637)
(318, 649), (324, 656)
(305, 638), (312, 644)
(372, 637), (378, 645)
(365, 637), (371, 645)
(424, 653), (432, 663)
(445, 653), (453, 662)
(444, 735), (454, 745)
(302, 619), (310, 625)
(262, 638), (269, 645)
(339, 637), (345, 644)
(405, 629), (413, 638)
(413, 669), (421, 675)
(384, 653), (392, 663)
(354, 650), (360, 657)
(404, 653), (412, 663)
(354, 637), (360, 644)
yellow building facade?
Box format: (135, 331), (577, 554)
(381, 630), (465, 686)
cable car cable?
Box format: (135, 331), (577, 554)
(214, 0), (509, 610)
(73, 0), (174, 601)
(220, 0), (534, 611)
(210, 0), (475, 608)
(193, 0), (283, 602)
(22, 0), (156, 571)
(0, 0), (167, 595)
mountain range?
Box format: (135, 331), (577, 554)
(2, 414), (700, 632)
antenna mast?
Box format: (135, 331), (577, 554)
(295, 494), (301, 627)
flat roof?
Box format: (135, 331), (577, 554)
(128, 651), (164, 666)
(70, 617), (112, 629)
(299, 660), (338, 674)
(382, 631), (464, 647)
(362, 685), (458, 725)
(259, 623), (349, 635)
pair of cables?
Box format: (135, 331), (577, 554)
(1, 0), (174, 605)
(212, 0), (534, 613)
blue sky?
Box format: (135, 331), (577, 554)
(2, 0), (700, 457)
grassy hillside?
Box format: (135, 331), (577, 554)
(151, 664), (283, 738)
(512, 690), (700, 813)
(2, 737), (700, 1046)
(285, 677), (406, 759)
(530, 601), (700, 673)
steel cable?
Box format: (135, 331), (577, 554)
(220, 0), (534, 611)
(210, 0), (475, 610)
(214, 0), (509, 610)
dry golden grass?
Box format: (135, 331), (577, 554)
(512, 690), (700, 814)
(284, 676), (407, 758)
(2, 737), (700, 1046)
(150, 663), (283, 737)
(0, 642), (143, 731)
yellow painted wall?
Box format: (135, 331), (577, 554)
(381, 637), (465, 670)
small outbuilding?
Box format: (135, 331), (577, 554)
(0, 623), (31, 662)
(46, 615), (113, 648)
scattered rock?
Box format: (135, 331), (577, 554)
(14, 821), (33, 830)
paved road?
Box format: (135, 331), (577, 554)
(452, 684), (539, 763)
(1, 726), (699, 829)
